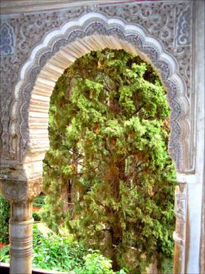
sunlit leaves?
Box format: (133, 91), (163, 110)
(42, 49), (176, 272)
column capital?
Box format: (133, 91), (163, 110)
(0, 176), (42, 202)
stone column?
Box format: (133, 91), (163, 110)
(0, 177), (42, 274)
(9, 201), (33, 274)
(173, 183), (187, 274)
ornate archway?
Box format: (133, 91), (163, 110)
(0, 2), (204, 274)
(10, 12), (189, 172)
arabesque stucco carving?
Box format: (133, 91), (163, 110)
(0, 1), (193, 173)
(0, 1), (204, 274)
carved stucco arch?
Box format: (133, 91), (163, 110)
(0, 10), (197, 274)
(10, 12), (189, 179)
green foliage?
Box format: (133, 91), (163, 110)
(0, 225), (123, 273)
(74, 253), (115, 274)
(0, 245), (9, 263)
(42, 49), (176, 272)
(33, 211), (41, 222)
(33, 195), (45, 208)
(161, 257), (174, 274)
(0, 196), (10, 244)
(32, 225), (88, 271)
(33, 195), (45, 221)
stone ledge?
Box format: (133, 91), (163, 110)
(0, 0), (192, 15)
(0, 0), (132, 14)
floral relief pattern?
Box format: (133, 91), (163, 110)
(0, 3), (195, 272)
(0, 1), (193, 172)
(176, 5), (191, 46)
(0, 21), (15, 56)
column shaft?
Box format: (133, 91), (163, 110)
(9, 201), (33, 274)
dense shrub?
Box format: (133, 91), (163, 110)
(42, 49), (176, 272)
(0, 196), (10, 244)
(0, 224), (125, 273)
(33, 195), (45, 208)
(33, 195), (45, 222)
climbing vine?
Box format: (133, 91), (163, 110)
(42, 49), (176, 272)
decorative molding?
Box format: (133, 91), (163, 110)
(0, 1), (194, 173)
(1, 1), (190, 15)
(7, 11), (190, 172)
(0, 177), (42, 202)
(176, 5), (191, 46)
(0, 21), (15, 56)
(0, 0), (138, 15)
(0, 2), (202, 274)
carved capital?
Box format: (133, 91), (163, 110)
(0, 177), (42, 202)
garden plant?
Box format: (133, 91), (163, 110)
(42, 49), (176, 272)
